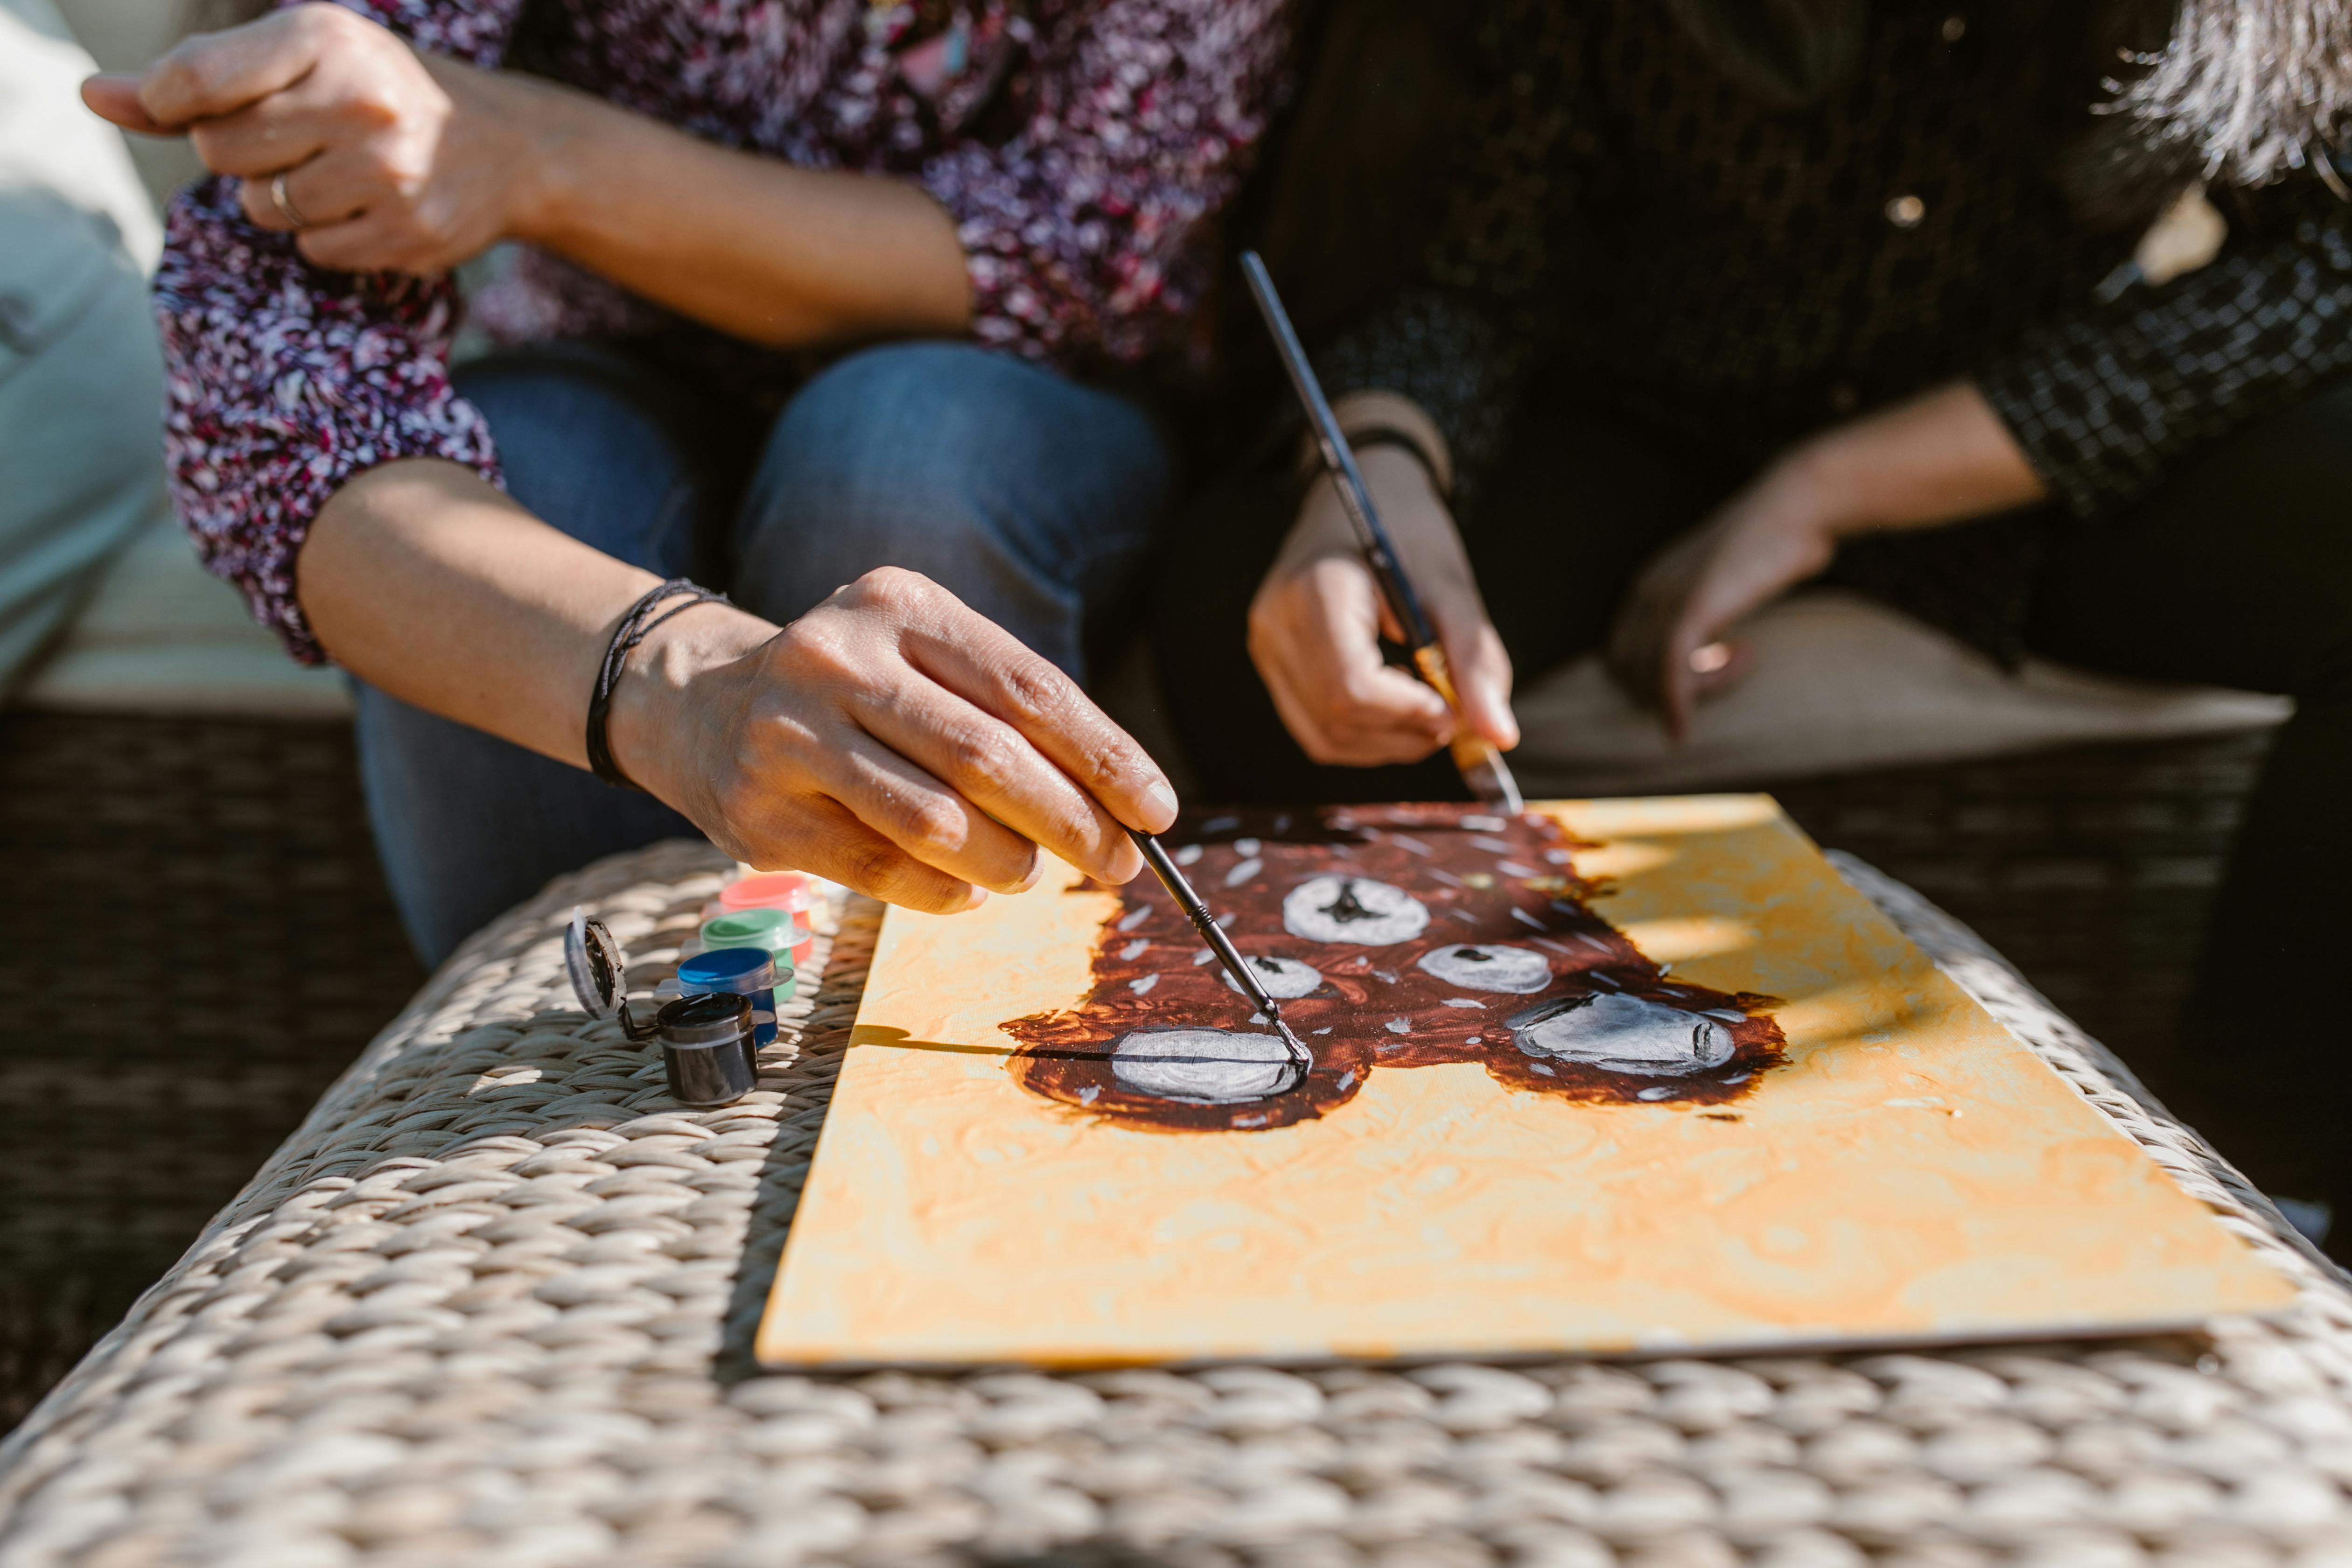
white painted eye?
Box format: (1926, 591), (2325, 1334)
(1218, 955), (1322, 999)
(1415, 943), (1551, 994)
(1281, 876), (1429, 946)
(1110, 1029), (1305, 1103)
(1507, 994), (1736, 1076)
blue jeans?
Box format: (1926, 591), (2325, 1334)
(357, 341), (1172, 965)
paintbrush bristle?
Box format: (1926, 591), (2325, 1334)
(1271, 1013), (1313, 1073)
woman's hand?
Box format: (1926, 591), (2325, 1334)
(82, 3), (554, 274)
(301, 461), (1171, 917)
(1606, 380), (2051, 739)
(609, 568), (1176, 914)
(80, 0), (968, 342)
(1603, 461), (1838, 740)
(1248, 447), (1518, 768)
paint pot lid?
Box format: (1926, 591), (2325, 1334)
(658, 992), (753, 1046)
(702, 908), (798, 945)
(679, 947), (778, 989)
(565, 909), (627, 1020)
(721, 871), (810, 912)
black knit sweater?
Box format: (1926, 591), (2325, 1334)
(1316, 0), (2352, 658)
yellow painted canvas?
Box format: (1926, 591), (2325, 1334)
(757, 797), (2292, 1367)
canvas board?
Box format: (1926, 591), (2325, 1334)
(757, 797), (2293, 1367)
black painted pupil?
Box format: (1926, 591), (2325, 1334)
(1251, 957), (1281, 974)
(1457, 947), (1492, 962)
(1323, 880), (1378, 923)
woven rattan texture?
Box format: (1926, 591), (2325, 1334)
(0, 714), (423, 1429)
(3, 837), (2350, 1568)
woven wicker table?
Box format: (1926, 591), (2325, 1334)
(4, 840), (2350, 1568)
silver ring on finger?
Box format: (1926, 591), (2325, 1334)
(269, 171), (311, 231)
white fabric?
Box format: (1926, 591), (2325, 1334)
(45, 0), (208, 209)
(0, 0), (168, 692)
(1508, 589), (2289, 796)
(17, 514), (355, 716)
(3, 0), (344, 715)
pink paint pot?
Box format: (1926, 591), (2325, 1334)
(721, 870), (812, 916)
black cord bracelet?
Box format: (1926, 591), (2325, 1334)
(586, 577), (733, 791)
(1347, 428), (1451, 499)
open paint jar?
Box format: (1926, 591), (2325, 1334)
(564, 910), (758, 1107)
(653, 992), (757, 1106)
(699, 908), (806, 987)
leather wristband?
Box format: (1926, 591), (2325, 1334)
(1348, 429), (1449, 494)
(586, 578), (733, 791)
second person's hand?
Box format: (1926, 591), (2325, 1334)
(1603, 460), (1839, 742)
(1247, 446), (1518, 769)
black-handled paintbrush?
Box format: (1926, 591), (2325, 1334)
(1127, 828), (1312, 1075)
(1239, 251), (1525, 813)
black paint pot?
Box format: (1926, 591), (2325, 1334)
(657, 992), (757, 1107)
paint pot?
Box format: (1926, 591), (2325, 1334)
(699, 873), (816, 963)
(699, 909), (803, 995)
(565, 910), (756, 1106)
(679, 947), (780, 1049)
(721, 870), (811, 916)
(657, 992), (757, 1106)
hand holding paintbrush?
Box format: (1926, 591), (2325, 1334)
(1239, 254), (1524, 810)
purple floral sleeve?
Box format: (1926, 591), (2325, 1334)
(924, 0), (1295, 364)
(156, 0), (521, 664)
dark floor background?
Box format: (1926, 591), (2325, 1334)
(0, 711), (2268, 1431)
(0, 713), (424, 1430)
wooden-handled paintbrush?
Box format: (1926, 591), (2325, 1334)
(1239, 251), (1525, 814)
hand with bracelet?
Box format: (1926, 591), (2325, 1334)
(79, 2), (1193, 925)
(309, 461), (1176, 912)
(1250, 427), (1520, 769)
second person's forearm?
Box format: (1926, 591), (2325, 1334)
(1785, 380), (2048, 536)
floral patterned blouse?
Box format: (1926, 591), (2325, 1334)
(156, 0), (1294, 662)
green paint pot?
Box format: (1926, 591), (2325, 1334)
(700, 909), (801, 1000)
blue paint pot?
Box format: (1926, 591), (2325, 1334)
(678, 947), (779, 1051)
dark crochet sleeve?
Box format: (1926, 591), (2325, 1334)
(1314, 289), (1527, 497)
(1977, 181), (2352, 518)
(1310, 0), (1586, 513)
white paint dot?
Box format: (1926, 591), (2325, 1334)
(1218, 954), (1321, 999)
(1507, 994), (1736, 1076)
(1282, 876), (1429, 946)
(1417, 943), (1552, 994)
(1111, 1029), (1304, 1103)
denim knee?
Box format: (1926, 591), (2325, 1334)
(731, 342), (1172, 673)
(453, 348), (713, 577)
